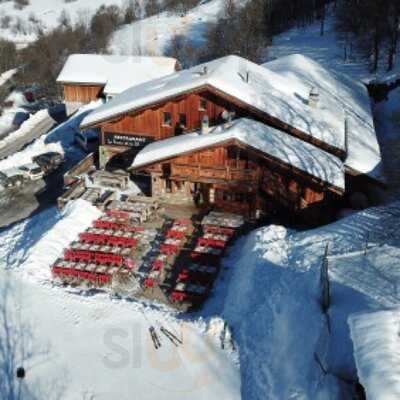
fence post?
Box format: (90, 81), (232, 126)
(320, 243), (330, 315)
(364, 232), (369, 256)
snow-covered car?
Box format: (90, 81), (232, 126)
(32, 151), (64, 174)
(18, 162), (44, 181)
(0, 168), (25, 189)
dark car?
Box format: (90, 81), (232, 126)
(32, 151), (64, 174)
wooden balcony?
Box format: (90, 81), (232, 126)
(170, 164), (259, 182)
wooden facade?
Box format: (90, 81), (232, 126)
(90, 85), (345, 161)
(62, 83), (105, 103)
(136, 140), (342, 224)
(80, 84), (345, 223)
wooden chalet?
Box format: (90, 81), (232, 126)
(129, 118), (344, 223)
(57, 54), (180, 115)
(76, 54), (382, 224)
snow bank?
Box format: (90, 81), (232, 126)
(349, 309), (400, 400)
(0, 100), (100, 170)
(20, 199), (101, 282)
(0, 68), (18, 86)
(220, 201), (400, 398)
(222, 224), (340, 399)
(0, 109), (55, 150)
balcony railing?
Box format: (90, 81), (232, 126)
(171, 164), (258, 182)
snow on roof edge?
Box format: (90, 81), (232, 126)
(349, 309), (400, 400)
(79, 54), (347, 153)
(131, 118), (345, 190)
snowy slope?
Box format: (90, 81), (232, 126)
(268, 15), (369, 81)
(109, 0), (225, 56)
(0, 0), (129, 44)
(220, 199), (400, 399)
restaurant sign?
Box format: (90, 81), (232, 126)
(104, 132), (154, 148)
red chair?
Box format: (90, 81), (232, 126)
(98, 274), (111, 284)
(160, 243), (179, 256)
(152, 260), (164, 271)
(177, 269), (190, 282)
(204, 225), (235, 236)
(64, 249), (93, 263)
(144, 278), (155, 288)
(166, 230), (185, 240)
(106, 210), (130, 219)
(171, 291), (188, 302)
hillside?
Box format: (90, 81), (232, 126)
(0, 0), (128, 45)
(109, 0), (224, 56)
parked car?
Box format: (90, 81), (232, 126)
(18, 162), (44, 181)
(0, 168), (25, 189)
(74, 130), (99, 153)
(33, 151), (64, 174)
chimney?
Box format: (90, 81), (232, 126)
(309, 87), (320, 108)
(221, 110), (235, 129)
(201, 115), (210, 134)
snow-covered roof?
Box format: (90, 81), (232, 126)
(349, 309), (400, 400)
(131, 118), (345, 190)
(264, 54), (382, 181)
(80, 55), (346, 153)
(57, 54), (178, 95)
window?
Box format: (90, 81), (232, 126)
(163, 112), (172, 126)
(179, 113), (187, 128)
(222, 192), (233, 202)
(199, 99), (207, 111)
(234, 193), (246, 203)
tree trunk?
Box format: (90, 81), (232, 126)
(387, 17), (399, 72)
(320, 0), (326, 36)
(372, 24), (380, 72)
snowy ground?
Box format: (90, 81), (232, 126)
(220, 200), (400, 399)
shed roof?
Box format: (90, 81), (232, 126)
(57, 54), (178, 95)
(131, 118), (345, 190)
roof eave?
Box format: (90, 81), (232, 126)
(129, 136), (345, 195)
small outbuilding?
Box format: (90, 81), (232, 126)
(57, 54), (180, 115)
